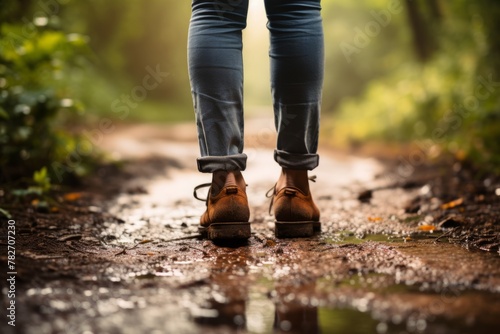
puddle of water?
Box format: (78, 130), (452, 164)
(193, 290), (386, 334)
(323, 231), (443, 245)
(191, 290), (409, 334)
(334, 272), (393, 289)
(188, 261), (500, 334)
(318, 308), (386, 334)
(323, 232), (403, 244)
(193, 293), (496, 334)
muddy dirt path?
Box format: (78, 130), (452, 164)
(1, 117), (499, 334)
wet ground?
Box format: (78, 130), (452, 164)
(1, 117), (500, 334)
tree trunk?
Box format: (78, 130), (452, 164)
(475, 0), (500, 74)
(405, 0), (434, 62)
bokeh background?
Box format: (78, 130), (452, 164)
(1, 0), (499, 184)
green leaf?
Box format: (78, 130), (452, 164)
(12, 187), (43, 197)
(33, 167), (47, 183)
(0, 208), (12, 219)
(37, 31), (65, 53)
(33, 167), (51, 192)
(0, 107), (8, 119)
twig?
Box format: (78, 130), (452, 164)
(320, 246), (338, 252)
(58, 234), (83, 242)
(434, 229), (454, 244)
(114, 239), (152, 256)
(162, 234), (202, 243)
(188, 246), (209, 256)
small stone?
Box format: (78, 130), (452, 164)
(358, 190), (372, 203)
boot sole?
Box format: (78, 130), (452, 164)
(275, 221), (321, 238)
(199, 222), (251, 240)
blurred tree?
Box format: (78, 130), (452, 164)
(473, 0), (500, 74)
(426, 0), (443, 21)
(405, 0), (437, 62)
(471, 0), (500, 167)
(62, 0), (192, 107)
(324, 0), (500, 171)
(321, 0), (413, 111)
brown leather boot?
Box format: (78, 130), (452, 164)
(268, 171), (320, 238)
(194, 172), (251, 240)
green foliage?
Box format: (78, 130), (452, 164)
(11, 167), (52, 197)
(324, 0), (500, 172)
(33, 167), (51, 193)
(0, 2), (95, 183)
(321, 0), (414, 111)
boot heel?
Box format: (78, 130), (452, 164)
(199, 222), (251, 240)
(275, 221), (320, 238)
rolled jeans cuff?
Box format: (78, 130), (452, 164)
(274, 150), (319, 170)
(197, 154), (247, 173)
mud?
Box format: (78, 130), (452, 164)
(1, 118), (499, 334)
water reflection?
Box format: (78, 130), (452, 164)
(273, 302), (320, 334)
(193, 245), (250, 331)
(192, 247), (322, 333)
(193, 298), (247, 329)
(193, 293), (321, 334)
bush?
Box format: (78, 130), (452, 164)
(0, 13), (93, 184)
(323, 1), (500, 172)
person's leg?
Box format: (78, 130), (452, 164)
(188, 0), (249, 179)
(264, 0), (324, 236)
(188, 0), (251, 240)
(264, 0), (324, 175)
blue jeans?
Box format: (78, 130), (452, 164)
(188, 0), (324, 172)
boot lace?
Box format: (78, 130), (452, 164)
(193, 183), (212, 204)
(193, 182), (249, 204)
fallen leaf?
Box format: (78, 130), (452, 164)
(455, 150), (466, 161)
(418, 225), (436, 231)
(441, 198), (464, 210)
(64, 192), (83, 201)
